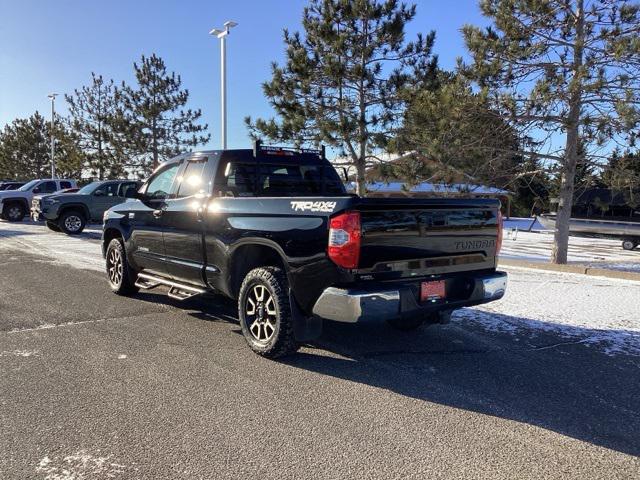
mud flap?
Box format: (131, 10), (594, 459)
(289, 290), (322, 342)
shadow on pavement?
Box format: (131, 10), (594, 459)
(128, 288), (640, 456)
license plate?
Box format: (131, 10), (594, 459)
(421, 280), (445, 302)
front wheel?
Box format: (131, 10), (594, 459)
(238, 267), (299, 358)
(106, 238), (139, 295)
(59, 210), (86, 234)
(622, 239), (638, 251)
(3, 203), (25, 222)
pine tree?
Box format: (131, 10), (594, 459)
(246, 0), (438, 195)
(0, 112), (84, 179)
(462, 0), (640, 264)
(113, 54), (210, 176)
(65, 73), (124, 180)
(392, 72), (527, 190)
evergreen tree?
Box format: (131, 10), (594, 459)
(462, 0), (640, 264)
(0, 112), (51, 179)
(113, 54), (210, 176)
(601, 149), (640, 215)
(392, 72), (527, 189)
(0, 112), (84, 179)
(65, 73), (125, 180)
(246, 0), (438, 195)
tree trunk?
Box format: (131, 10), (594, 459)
(355, 157), (366, 196)
(551, 0), (584, 265)
(552, 133), (578, 264)
(152, 118), (158, 171)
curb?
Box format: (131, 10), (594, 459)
(498, 258), (640, 281)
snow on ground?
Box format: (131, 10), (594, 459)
(0, 220), (103, 272)
(500, 224), (640, 265)
(457, 267), (640, 356)
(36, 450), (128, 479)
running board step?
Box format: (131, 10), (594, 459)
(136, 273), (206, 300)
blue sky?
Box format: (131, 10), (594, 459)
(0, 0), (488, 150)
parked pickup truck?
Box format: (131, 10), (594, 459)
(102, 143), (507, 358)
(0, 178), (77, 222)
(33, 180), (140, 234)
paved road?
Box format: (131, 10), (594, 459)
(1, 221), (639, 479)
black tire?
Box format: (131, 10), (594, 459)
(622, 239), (638, 251)
(46, 221), (61, 232)
(3, 202), (25, 222)
(105, 237), (139, 295)
(59, 210), (86, 234)
(386, 315), (424, 331)
(238, 267), (299, 358)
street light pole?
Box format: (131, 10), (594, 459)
(47, 93), (58, 179)
(209, 21), (238, 150)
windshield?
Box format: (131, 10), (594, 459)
(17, 180), (40, 191)
(77, 182), (101, 195)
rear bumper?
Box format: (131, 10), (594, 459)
(312, 271), (507, 323)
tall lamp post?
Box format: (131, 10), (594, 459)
(47, 93), (58, 178)
(209, 21), (238, 150)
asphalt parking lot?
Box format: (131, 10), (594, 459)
(1, 222), (639, 479)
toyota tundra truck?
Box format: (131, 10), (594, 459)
(102, 143), (506, 358)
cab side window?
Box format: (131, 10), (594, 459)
(145, 163), (181, 200)
(176, 161), (207, 198)
(118, 182), (139, 198)
(214, 162), (257, 197)
(38, 181), (57, 193)
(59, 181), (72, 190)
(94, 183), (119, 197)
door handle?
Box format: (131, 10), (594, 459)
(152, 208), (164, 218)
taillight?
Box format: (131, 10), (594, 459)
(328, 211), (361, 269)
(496, 210), (503, 255)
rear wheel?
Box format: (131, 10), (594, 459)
(46, 221), (61, 232)
(622, 239), (638, 251)
(59, 210), (86, 234)
(238, 267), (299, 358)
(3, 203), (25, 222)
(106, 238), (139, 295)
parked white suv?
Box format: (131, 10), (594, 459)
(0, 179), (78, 222)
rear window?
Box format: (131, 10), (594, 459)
(215, 161), (345, 197)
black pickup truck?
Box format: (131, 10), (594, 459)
(102, 143), (506, 357)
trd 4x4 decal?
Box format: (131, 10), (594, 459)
(290, 201), (337, 213)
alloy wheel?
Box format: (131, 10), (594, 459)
(245, 284), (277, 343)
(64, 215), (82, 232)
(107, 247), (123, 286)
(7, 206), (22, 220)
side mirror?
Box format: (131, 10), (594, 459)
(133, 190), (148, 201)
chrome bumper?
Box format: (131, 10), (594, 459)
(312, 272), (507, 323)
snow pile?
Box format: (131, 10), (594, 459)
(458, 267), (640, 356)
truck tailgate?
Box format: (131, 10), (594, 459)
(354, 198), (500, 276)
